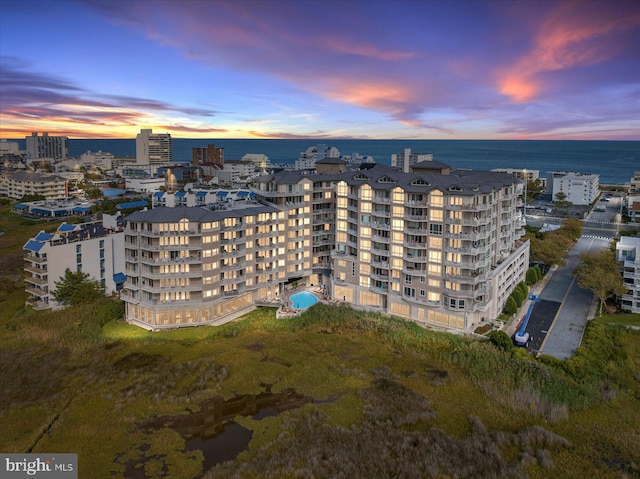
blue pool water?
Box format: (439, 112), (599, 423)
(290, 292), (318, 309)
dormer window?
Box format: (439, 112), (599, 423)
(377, 176), (396, 184)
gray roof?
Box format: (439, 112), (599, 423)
(1, 171), (66, 182)
(254, 163), (518, 196)
(125, 204), (280, 223)
(316, 157), (346, 165)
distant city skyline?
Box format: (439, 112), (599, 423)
(1, 0), (639, 141)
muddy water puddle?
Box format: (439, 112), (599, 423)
(126, 387), (313, 477)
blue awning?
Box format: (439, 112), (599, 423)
(24, 240), (44, 252)
(249, 192), (256, 199)
(35, 232), (54, 241)
(58, 223), (77, 232)
(13, 203), (29, 209)
(31, 208), (51, 216)
(217, 191), (228, 197)
(195, 191), (207, 197)
(236, 191), (249, 198)
(175, 191), (186, 197)
(113, 272), (127, 283)
(116, 200), (148, 209)
(72, 206), (91, 212)
(153, 191), (164, 197)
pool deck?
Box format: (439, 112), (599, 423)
(275, 286), (342, 319)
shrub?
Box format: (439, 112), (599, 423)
(533, 265), (542, 280)
(517, 282), (529, 298)
(488, 330), (513, 351)
(512, 289), (525, 308)
(505, 297), (518, 315)
(526, 268), (538, 285)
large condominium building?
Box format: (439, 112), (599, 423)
(547, 171), (600, 205)
(0, 171), (68, 200)
(25, 132), (68, 160)
(23, 217), (126, 310)
(192, 144), (224, 166)
(326, 164), (527, 330)
(136, 129), (172, 166)
(121, 203), (295, 329)
(616, 236), (640, 314)
(122, 163), (528, 332)
(391, 148), (433, 173)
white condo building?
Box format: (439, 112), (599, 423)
(391, 148), (433, 173)
(617, 236), (640, 314)
(136, 129), (172, 166)
(295, 144), (341, 171)
(25, 132), (68, 160)
(122, 163), (528, 331)
(23, 217), (126, 310)
(547, 171), (599, 205)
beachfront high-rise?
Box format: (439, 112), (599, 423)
(135, 129), (172, 166)
(25, 132), (68, 160)
(120, 162), (528, 332)
(192, 144), (224, 166)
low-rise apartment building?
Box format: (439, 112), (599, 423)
(547, 171), (599, 205)
(0, 171), (68, 200)
(23, 217), (126, 310)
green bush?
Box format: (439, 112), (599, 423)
(505, 296), (518, 315)
(534, 265), (542, 280)
(517, 282), (529, 298)
(512, 289), (524, 308)
(488, 330), (513, 351)
(526, 268), (538, 285)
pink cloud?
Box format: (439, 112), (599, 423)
(499, 0), (640, 103)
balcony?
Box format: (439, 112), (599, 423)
(25, 286), (48, 296)
(26, 298), (50, 310)
(139, 229), (199, 237)
(24, 255), (47, 264)
(403, 254), (427, 262)
(24, 265), (47, 274)
(25, 276), (48, 286)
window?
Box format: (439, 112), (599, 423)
(429, 223), (442, 235)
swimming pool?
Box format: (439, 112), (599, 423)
(290, 291), (318, 309)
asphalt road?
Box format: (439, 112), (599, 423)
(514, 236), (608, 359)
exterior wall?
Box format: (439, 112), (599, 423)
(617, 237), (640, 314)
(328, 168), (525, 332)
(125, 178), (166, 193)
(80, 150), (115, 170)
(136, 129), (172, 165)
(630, 172), (640, 195)
(25, 132), (68, 160)
(548, 171), (600, 205)
(121, 206), (286, 329)
(24, 223), (125, 310)
(0, 172), (67, 199)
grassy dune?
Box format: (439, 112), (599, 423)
(1, 206), (639, 477)
(1, 295), (638, 478)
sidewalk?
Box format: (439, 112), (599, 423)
(503, 267), (557, 337)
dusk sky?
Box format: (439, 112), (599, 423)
(1, 0), (639, 140)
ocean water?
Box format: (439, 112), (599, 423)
(9, 139), (639, 185)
